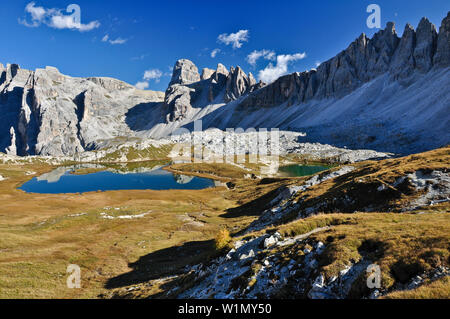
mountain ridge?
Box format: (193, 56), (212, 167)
(0, 12), (449, 156)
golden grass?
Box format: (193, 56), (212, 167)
(167, 162), (251, 180)
(275, 211), (450, 293)
(274, 146), (450, 222)
(0, 160), (282, 298)
(0, 146), (448, 299)
(383, 276), (450, 299)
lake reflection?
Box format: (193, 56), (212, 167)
(19, 164), (215, 194)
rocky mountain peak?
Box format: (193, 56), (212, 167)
(211, 63), (228, 84)
(163, 59), (266, 122)
(390, 23), (416, 78)
(417, 17), (435, 31)
(201, 68), (215, 80)
(414, 17), (438, 72)
(0, 63), (164, 156)
(386, 21), (396, 33)
(44, 66), (60, 73)
(87, 77), (134, 91)
(433, 11), (450, 66)
(6, 63), (20, 81)
(224, 65), (262, 102)
(216, 63), (229, 76)
(356, 33), (368, 47)
(169, 59), (200, 86)
(372, 21), (400, 56)
(1, 13), (449, 157)
(238, 13), (449, 111)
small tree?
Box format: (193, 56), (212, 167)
(215, 228), (232, 251)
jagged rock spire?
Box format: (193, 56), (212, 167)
(239, 12), (450, 109)
(433, 11), (450, 66)
(169, 59), (200, 86)
(390, 23), (416, 79)
(414, 17), (438, 72)
(201, 68), (215, 80)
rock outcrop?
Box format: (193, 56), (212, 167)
(164, 84), (195, 122)
(433, 11), (450, 67)
(0, 64), (164, 156)
(164, 60), (199, 122)
(207, 63), (229, 102)
(164, 60), (265, 122)
(169, 59), (200, 86)
(5, 127), (16, 155)
(200, 68), (215, 81)
(414, 18), (438, 72)
(224, 66), (259, 102)
(390, 24), (416, 79)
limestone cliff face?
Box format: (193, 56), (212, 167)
(239, 13), (449, 110)
(414, 18), (438, 72)
(0, 64), (164, 156)
(163, 60), (264, 122)
(224, 66), (258, 102)
(434, 11), (450, 67)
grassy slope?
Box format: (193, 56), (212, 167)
(109, 147), (450, 299)
(0, 159), (283, 298)
(383, 276), (450, 299)
(281, 212), (449, 295)
(0, 146), (448, 298)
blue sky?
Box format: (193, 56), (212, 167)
(0, 0), (448, 91)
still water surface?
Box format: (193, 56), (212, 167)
(19, 165), (215, 194)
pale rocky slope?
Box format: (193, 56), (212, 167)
(0, 64), (163, 156)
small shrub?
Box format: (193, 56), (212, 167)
(419, 248), (449, 268)
(215, 228), (232, 251)
(391, 259), (427, 283)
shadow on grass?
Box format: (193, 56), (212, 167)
(219, 180), (289, 219)
(104, 239), (215, 289)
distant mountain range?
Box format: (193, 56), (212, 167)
(1, 12), (449, 156)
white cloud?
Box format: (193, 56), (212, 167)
(50, 15), (100, 31)
(258, 53), (307, 83)
(24, 2), (46, 24)
(246, 49), (276, 66)
(211, 48), (221, 58)
(135, 81), (149, 90)
(101, 34), (128, 45)
(315, 61), (321, 67)
(135, 68), (164, 90)
(109, 37), (127, 45)
(143, 69), (163, 81)
(217, 30), (249, 49)
(131, 54), (148, 61)
(19, 2), (100, 32)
